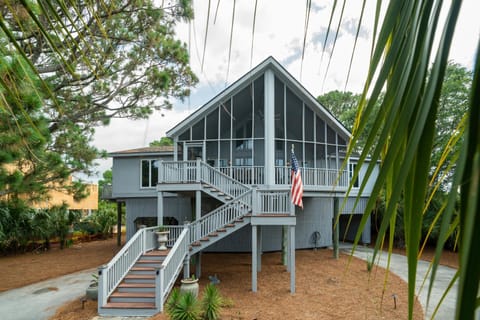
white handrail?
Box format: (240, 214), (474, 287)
(189, 190), (253, 244)
(98, 226), (157, 306)
(199, 162), (251, 198)
(155, 227), (190, 311)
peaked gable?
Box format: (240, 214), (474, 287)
(167, 56), (351, 140)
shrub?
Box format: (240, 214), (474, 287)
(201, 284), (222, 320)
(167, 285), (226, 320)
(168, 291), (201, 320)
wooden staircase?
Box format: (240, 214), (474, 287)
(100, 250), (169, 316)
(99, 161), (255, 317)
(189, 215), (251, 255)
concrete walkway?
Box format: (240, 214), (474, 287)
(0, 268), (95, 320)
(340, 244), (460, 320)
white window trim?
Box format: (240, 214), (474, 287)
(140, 159), (157, 189)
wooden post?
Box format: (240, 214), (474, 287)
(333, 197), (339, 259)
(252, 225), (258, 292)
(116, 202), (122, 247)
(290, 225), (295, 294)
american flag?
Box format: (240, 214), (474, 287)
(291, 148), (303, 209)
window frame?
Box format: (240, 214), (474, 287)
(140, 159), (158, 189)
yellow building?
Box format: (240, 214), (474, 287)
(2, 164), (98, 213)
(32, 178), (99, 214)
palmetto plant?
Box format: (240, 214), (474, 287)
(201, 284), (222, 320)
(340, 1), (479, 319)
(167, 291), (201, 320)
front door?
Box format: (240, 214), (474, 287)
(185, 143), (204, 161)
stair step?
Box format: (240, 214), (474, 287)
(200, 237), (209, 242)
(144, 249), (169, 257)
(136, 260), (162, 267)
(225, 224), (235, 228)
(208, 232), (219, 237)
(191, 241), (201, 247)
(217, 228), (227, 232)
(124, 275), (155, 283)
(111, 292), (156, 299)
(117, 283), (155, 293)
(103, 302), (156, 309)
(109, 292), (156, 303)
(131, 267), (156, 272)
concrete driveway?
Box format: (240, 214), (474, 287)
(342, 244), (462, 320)
(0, 268), (95, 320)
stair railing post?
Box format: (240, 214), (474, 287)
(141, 228), (146, 253)
(156, 266), (164, 313)
(158, 160), (163, 183)
(196, 158), (201, 182)
(97, 265), (107, 313)
(252, 188), (258, 216)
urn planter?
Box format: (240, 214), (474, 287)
(86, 284), (98, 300)
(180, 278), (199, 298)
(155, 230), (169, 250)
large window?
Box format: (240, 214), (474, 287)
(273, 76), (349, 171)
(141, 159), (158, 188)
(176, 75), (265, 169)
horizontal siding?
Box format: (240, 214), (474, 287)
(206, 197), (334, 252)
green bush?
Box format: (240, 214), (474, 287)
(166, 285), (225, 320)
(168, 291), (201, 320)
(201, 284), (222, 320)
(89, 201), (116, 238)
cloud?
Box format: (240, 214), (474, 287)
(88, 0), (479, 182)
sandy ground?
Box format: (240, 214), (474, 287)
(0, 236), (458, 319)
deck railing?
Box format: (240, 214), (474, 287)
(158, 160), (250, 198)
(159, 161), (349, 188)
(275, 166), (349, 187)
(218, 166), (265, 185)
(159, 160), (197, 182)
(157, 227), (190, 312)
(255, 190), (292, 215)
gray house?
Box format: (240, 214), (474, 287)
(99, 57), (378, 316)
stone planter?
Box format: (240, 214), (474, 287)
(155, 231), (169, 250)
(86, 284), (98, 300)
(180, 278), (199, 298)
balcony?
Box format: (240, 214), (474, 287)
(157, 160), (349, 190)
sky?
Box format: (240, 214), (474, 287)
(89, 0), (480, 182)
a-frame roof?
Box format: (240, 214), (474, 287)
(167, 56), (351, 140)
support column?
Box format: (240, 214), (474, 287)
(290, 225), (296, 294)
(195, 190), (201, 240)
(195, 252), (202, 279)
(157, 191), (164, 226)
(282, 226), (288, 266)
(116, 202), (122, 246)
(195, 190), (201, 221)
(333, 197), (339, 259)
(286, 226), (291, 272)
(264, 69), (275, 185)
(252, 225), (258, 292)
(257, 226), (262, 272)
(183, 256), (190, 279)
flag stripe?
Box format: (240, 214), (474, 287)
(291, 148), (304, 208)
